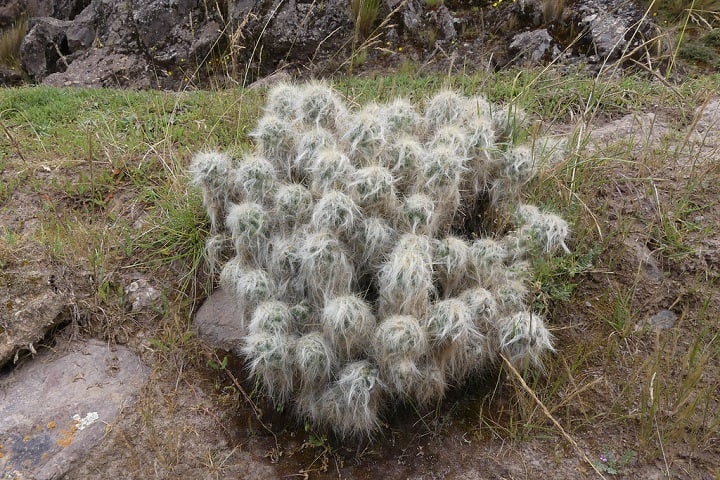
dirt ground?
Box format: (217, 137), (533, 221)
(1, 93), (719, 479)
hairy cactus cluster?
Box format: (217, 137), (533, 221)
(190, 81), (570, 438)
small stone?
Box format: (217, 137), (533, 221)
(648, 310), (677, 329)
(193, 288), (246, 356)
(124, 278), (161, 313)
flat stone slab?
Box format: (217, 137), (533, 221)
(193, 288), (245, 356)
(0, 339), (149, 479)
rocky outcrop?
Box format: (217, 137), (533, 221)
(10, 0), (660, 88)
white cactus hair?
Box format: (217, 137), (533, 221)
(219, 260), (275, 323)
(248, 300), (294, 336)
(273, 182), (314, 230)
(295, 332), (337, 389)
(191, 81), (572, 437)
(318, 360), (382, 438)
(298, 80), (347, 129)
(342, 105), (388, 163)
(294, 127), (337, 180)
(434, 236), (471, 297)
(231, 154), (277, 203)
(349, 165), (397, 214)
(204, 233), (231, 279)
(352, 216), (397, 269)
(298, 230), (355, 305)
(249, 115), (296, 171)
(311, 190), (361, 236)
(321, 294), (376, 360)
(424, 88), (467, 130)
(497, 311), (554, 371)
(381, 97), (422, 137)
(459, 287), (497, 332)
(383, 135), (425, 191)
(413, 359), (447, 407)
(374, 315), (428, 363)
(425, 298), (477, 347)
(264, 82), (300, 121)
(401, 193), (436, 235)
(378, 233), (435, 317)
(225, 201), (269, 264)
(242, 331), (295, 404)
(189, 151), (232, 232)
(308, 147), (354, 193)
(515, 204), (571, 254)
(382, 357), (422, 399)
(469, 237), (508, 283)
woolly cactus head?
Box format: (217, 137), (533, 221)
(424, 89), (467, 130)
(401, 193), (436, 235)
(294, 127), (337, 180)
(343, 106), (388, 163)
(189, 151), (232, 193)
(249, 116), (296, 169)
(225, 202), (269, 263)
(425, 298), (476, 346)
(321, 360), (381, 438)
(349, 165), (397, 214)
(308, 147), (354, 193)
(311, 190), (361, 235)
(298, 230), (355, 304)
(321, 294), (376, 360)
(381, 98), (422, 137)
(231, 154), (277, 203)
(380, 136), (422, 188)
(434, 236), (471, 297)
(295, 332), (337, 389)
(264, 82), (299, 121)
(190, 151), (233, 231)
(374, 315), (428, 363)
(273, 183), (314, 229)
(515, 204), (571, 254)
(498, 311), (554, 371)
(219, 261), (275, 321)
(298, 81), (346, 129)
(378, 233), (435, 317)
(242, 332), (295, 404)
(248, 300), (295, 339)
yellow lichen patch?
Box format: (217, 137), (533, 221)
(46, 421), (56, 429)
(56, 421), (79, 448)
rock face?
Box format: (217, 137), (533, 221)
(10, 0), (659, 88)
(0, 339), (149, 479)
(0, 269), (71, 367)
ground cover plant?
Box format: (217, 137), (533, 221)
(1, 64), (719, 478)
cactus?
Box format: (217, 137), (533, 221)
(190, 82), (572, 438)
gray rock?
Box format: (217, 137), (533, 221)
(509, 29), (559, 66)
(20, 16), (74, 80)
(648, 309), (677, 329)
(193, 288), (245, 356)
(0, 270), (70, 367)
(0, 339), (149, 479)
(124, 278), (161, 313)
